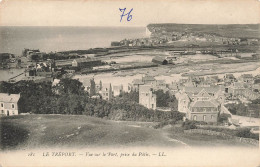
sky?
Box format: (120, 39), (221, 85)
(0, 0), (259, 26)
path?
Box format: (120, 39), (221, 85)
(162, 132), (190, 148)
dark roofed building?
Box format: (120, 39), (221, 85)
(152, 56), (168, 65)
(72, 58), (102, 68)
(55, 60), (73, 68)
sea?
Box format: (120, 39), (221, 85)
(0, 26), (146, 81)
(0, 26), (147, 55)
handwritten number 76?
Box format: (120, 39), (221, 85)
(119, 8), (133, 22)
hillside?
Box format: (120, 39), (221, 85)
(147, 23), (260, 39)
(0, 115), (256, 150)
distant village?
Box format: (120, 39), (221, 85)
(111, 27), (260, 48)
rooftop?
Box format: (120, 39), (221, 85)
(142, 76), (155, 82)
(139, 85), (153, 92)
(190, 100), (219, 108)
(0, 93), (20, 103)
(132, 79), (144, 85)
(152, 56), (167, 62)
(102, 83), (111, 91)
(184, 86), (220, 95)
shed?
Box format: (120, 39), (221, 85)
(152, 56), (168, 65)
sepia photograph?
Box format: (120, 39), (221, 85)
(0, 0), (259, 166)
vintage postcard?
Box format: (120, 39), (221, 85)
(0, 0), (260, 166)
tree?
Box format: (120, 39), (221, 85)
(90, 79), (96, 96)
(118, 91), (139, 103)
(154, 90), (168, 107)
(218, 113), (231, 123)
(53, 78), (86, 95)
(154, 90), (178, 110)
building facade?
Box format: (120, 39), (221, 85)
(0, 93), (20, 116)
(113, 85), (123, 97)
(139, 85), (157, 110)
(101, 83), (112, 101)
(177, 86), (223, 123)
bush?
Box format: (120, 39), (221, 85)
(182, 120), (197, 130)
(235, 128), (259, 140)
(0, 79), (183, 123)
(218, 113), (231, 123)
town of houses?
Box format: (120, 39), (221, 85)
(111, 27), (260, 47)
(1, 31), (260, 132)
(2, 68), (260, 128)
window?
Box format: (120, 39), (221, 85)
(1, 110), (4, 114)
(211, 115), (213, 119)
(1, 103), (3, 107)
(203, 108), (206, 112)
(106, 93), (108, 96)
(12, 104), (15, 109)
(193, 115), (197, 121)
(203, 115), (206, 121)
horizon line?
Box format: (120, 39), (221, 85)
(1, 23), (260, 27)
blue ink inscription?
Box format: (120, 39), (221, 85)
(119, 8), (133, 22)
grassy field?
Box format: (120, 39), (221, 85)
(0, 115), (256, 150)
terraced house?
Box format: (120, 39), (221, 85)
(0, 93), (20, 116)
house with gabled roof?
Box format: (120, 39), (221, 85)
(186, 97), (220, 123)
(152, 56), (168, 65)
(0, 93), (20, 116)
(177, 86), (223, 122)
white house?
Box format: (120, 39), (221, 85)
(0, 93), (20, 116)
(139, 85), (157, 110)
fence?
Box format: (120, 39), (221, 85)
(184, 129), (259, 146)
